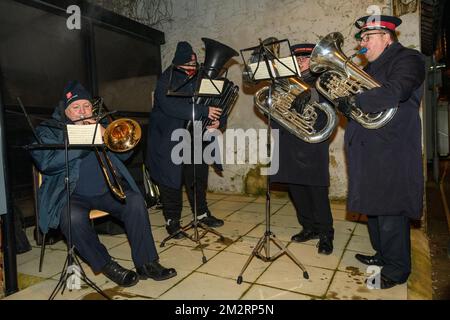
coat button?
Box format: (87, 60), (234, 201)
(361, 141), (365, 146)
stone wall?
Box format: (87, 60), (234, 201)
(93, 0), (421, 198)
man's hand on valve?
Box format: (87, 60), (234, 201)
(290, 88), (311, 114)
(334, 95), (356, 120)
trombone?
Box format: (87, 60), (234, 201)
(81, 98), (142, 200)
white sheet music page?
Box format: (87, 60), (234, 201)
(271, 56), (301, 77)
(198, 79), (224, 95)
(248, 61), (275, 80)
(66, 124), (103, 145)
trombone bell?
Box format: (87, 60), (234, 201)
(104, 119), (142, 153)
(95, 118), (142, 200)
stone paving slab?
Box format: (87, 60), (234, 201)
(7, 195), (413, 300)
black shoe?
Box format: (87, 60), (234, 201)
(317, 235), (333, 255)
(355, 254), (384, 266)
(102, 260), (139, 287)
(366, 274), (403, 289)
(137, 261), (177, 281)
(166, 220), (185, 239)
(198, 213), (224, 228)
(380, 274), (405, 289)
(291, 229), (319, 243)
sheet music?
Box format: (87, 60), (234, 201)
(249, 56), (299, 80)
(271, 56), (300, 77)
(67, 124), (103, 145)
(249, 61), (275, 80)
(198, 79), (224, 95)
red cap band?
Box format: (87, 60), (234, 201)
(294, 48), (313, 54)
(363, 21), (396, 31)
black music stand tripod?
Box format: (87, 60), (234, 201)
(236, 39), (309, 284)
(20, 98), (110, 300)
(51, 124), (109, 299)
(160, 66), (225, 264)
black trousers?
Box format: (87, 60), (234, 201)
(158, 163), (209, 223)
(367, 215), (411, 283)
(183, 162), (209, 215)
(288, 184), (334, 237)
(158, 184), (183, 222)
(59, 184), (158, 273)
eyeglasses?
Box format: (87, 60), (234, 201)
(358, 32), (386, 43)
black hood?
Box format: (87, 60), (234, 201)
(51, 101), (69, 123)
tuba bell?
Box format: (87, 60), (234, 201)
(310, 32), (397, 129)
(190, 38), (240, 131)
(201, 37), (239, 79)
(250, 38), (338, 143)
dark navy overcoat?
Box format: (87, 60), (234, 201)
(348, 42), (425, 219)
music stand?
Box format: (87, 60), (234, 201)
(160, 65), (225, 264)
(18, 98), (110, 300)
(236, 39), (309, 284)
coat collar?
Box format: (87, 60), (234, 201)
(366, 41), (403, 72)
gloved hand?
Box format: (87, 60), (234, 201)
(319, 72), (333, 85)
(290, 89), (311, 114)
(334, 95), (355, 119)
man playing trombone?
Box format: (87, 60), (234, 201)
(30, 81), (177, 287)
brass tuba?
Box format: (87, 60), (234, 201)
(89, 98), (142, 200)
(250, 38), (337, 143)
(191, 38), (240, 131)
(310, 32), (397, 129)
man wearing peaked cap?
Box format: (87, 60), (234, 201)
(291, 43), (315, 57)
(271, 42), (334, 255)
(354, 14), (402, 40)
(333, 15), (426, 289)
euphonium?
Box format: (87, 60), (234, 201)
(248, 37), (337, 144)
(254, 78), (338, 143)
(310, 32), (397, 129)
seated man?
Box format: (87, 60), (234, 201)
(30, 81), (176, 287)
